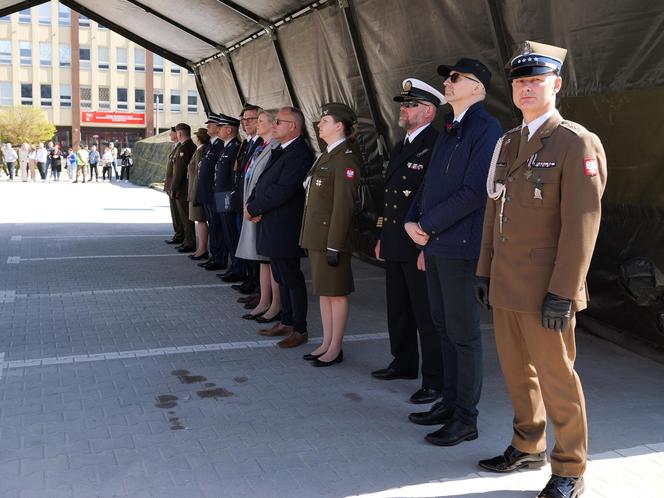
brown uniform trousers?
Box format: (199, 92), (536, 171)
(165, 142), (183, 240)
(477, 111), (607, 477)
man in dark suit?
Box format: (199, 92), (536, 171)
(246, 106), (314, 348)
(213, 115), (241, 274)
(405, 58), (502, 447)
(225, 105), (265, 291)
(372, 78), (445, 405)
(195, 113), (228, 271)
(171, 123), (197, 252)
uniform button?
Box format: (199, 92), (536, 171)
(384, 217), (388, 221)
(393, 204), (397, 208)
(392, 220), (396, 224)
(402, 176), (406, 180)
(384, 188), (388, 193)
(499, 235), (507, 242)
(462, 239), (467, 243)
(384, 203), (388, 207)
(435, 237), (439, 241)
(506, 195), (512, 201)
(393, 190), (398, 194)
(507, 176), (514, 182)
(502, 216), (508, 223)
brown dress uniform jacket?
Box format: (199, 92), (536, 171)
(299, 140), (361, 252)
(171, 138), (196, 200)
(164, 142), (180, 193)
(476, 111), (607, 312)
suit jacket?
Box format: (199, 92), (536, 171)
(378, 124), (438, 262)
(405, 102), (502, 259)
(214, 137), (240, 193)
(299, 140), (361, 252)
(246, 136), (315, 258)
(171, 138), (196, 200)
(476, 111), (607, 313)
(164, 142), (180, 193)
(195, 138), (225, 205)
(231, 137), (263, 211)
(187, 144), (208, 203)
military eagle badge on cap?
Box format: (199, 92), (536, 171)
(322, 109), (330, 116)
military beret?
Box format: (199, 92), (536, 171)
(508, 41), (567, 79)
(393, 78), (446, 107)
(320, 102), (357, 123)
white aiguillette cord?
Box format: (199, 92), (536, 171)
(485, 136), (506, 234)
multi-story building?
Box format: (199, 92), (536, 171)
(0, 0), (207, 148)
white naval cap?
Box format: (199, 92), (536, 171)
(393, 78), (446, 107)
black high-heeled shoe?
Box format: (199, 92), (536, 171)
(312, 350), (343, 367)
(242, 311), (266, 320)
(302, 351), (325, 361)
(189, 252), (209, 260)
(255, 311), (281, 324)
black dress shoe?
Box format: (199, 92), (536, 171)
(189, 252), (209, 260)
(538, 475), (584, 498)
(478, 445), (547, 473)
(165, 238), (183, 244)
(312, 350), (343, 367)
(255, 312), (281, 324)
(425, 419), (478, 446)
(243, 298), (260, 309)
(242, 311), (265, 320)
(205, 262), (225, 271)
(371, 367), (418, 380)
(232, 281), (256, 294)
(221, 273), (244, 283)
(197, 260), (213, 267)
(408, 401), (455, 426)
(217, 270), (232, 278)
(409, 387), (442, 404)
(303, 351), (325, 361)
(178, 246), (196, 253)
(237, 294), (259, 304)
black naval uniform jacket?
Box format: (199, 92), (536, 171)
(377, 124), (438, 262)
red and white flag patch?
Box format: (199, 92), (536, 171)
(345, 168), (355, 179)
(584, 158), (598, 177)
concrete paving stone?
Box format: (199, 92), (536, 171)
(20, 455), (70, 477)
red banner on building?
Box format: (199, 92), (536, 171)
(81, 111), (146, 125)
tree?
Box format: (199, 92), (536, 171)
(0, 107), (56, 145)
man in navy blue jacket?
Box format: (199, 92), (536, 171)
(246, 107), (315, 348)
(405, 58), (502, 446)
(195, 113), (229, 271)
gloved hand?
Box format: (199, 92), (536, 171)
(541, 292), (572, 331)
(326, 249), (340, 267)
(475, 277), (490, 309)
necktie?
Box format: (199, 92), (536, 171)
(518, 125), (529, 159)
(404, 137), (410, 146)
(270, 146), (283, 163)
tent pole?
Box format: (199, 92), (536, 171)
(225, 54), (246, 107)
(193, 68), (212, 115)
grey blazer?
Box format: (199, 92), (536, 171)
(235, 138), (279, 261)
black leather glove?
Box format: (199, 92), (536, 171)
(475, 277), (491, 309)
(541, 292), (572, 332)
(326, 249), (340, 267)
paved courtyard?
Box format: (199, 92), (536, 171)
(0, 179), (663, 498)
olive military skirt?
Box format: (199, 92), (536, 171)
(309, 250), (354, 296)
(189, 201), (205, 222)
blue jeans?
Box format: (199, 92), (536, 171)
(6, 161), (15, 179)
(424, 255), (483, 425)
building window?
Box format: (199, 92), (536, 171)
(79, 15), (90, 27)
(135, 89), (145, 111)
(0, 82), (12, 106)
(153, 54), (163, 73)
(134, 48), (145, 71)
(170, 90), (180, 112)
(41, 84), (52, 107)
(80, 86), (92, 109)
(58, 5), (70, 26)
(0, 40), (10, 65)
(117, 87), (128, 110)
(116, 47), (127, 71)
(98, 86), (110, 109)
(0, 15), (10, 22)
(21, 83), (32, 106)
(80, 46), (90, 69)
(98, 46), (109, 70)
(170, 64), (181, 75)
(19, 9), (31, 24)
(153, 91), (164, 111)
(38, 4), (51, 25)
(19, 41), (31, 66)
(60, 84), (72, 108)
(187, 91), (197, 113)
(39, 43), (51, 66)
(59, 43), (71, 67)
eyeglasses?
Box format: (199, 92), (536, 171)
(448, 72), (481, 84)
(240, 117), (258, 122)
(274, 118), (294, 126)
(399, 101), (431, 109)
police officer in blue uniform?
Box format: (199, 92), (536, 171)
(371, 78), (445, 405)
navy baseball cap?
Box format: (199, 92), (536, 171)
(438, 58), (492, 89)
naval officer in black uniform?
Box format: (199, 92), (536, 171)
(372, 79), (445, 404)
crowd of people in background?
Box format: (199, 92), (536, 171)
(0, 140), (132, 183)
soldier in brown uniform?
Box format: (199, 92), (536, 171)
(164, 127), (183, 245)
(475, 42), (607, 498)
(300, 103), (361, 367)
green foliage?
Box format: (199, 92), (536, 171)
(0, 107), (56, 145)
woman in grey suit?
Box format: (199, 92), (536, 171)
(236, 110), (281, 321)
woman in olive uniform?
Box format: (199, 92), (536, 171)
(187, 128), (211, 259)
(300, 103), (361, 367)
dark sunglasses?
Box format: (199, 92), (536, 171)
(448, 72), (481, 84)
(399, 100), (432, 108)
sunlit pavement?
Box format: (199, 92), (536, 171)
(1, 179), (663, 498)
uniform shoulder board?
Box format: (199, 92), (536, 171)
(503, 125), (521, 139)
(560, 120), (589, 136)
